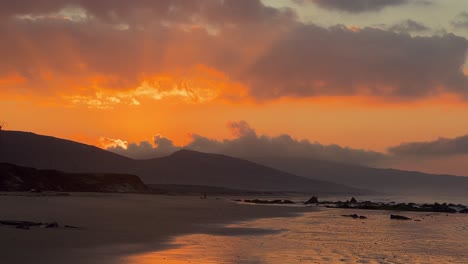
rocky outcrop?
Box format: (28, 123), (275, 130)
(243, 199), (296, 204)
(390, 215), (411, 220)
(305, 196), (319, 204)
(342, 214), (367, 219)
(0, 220), (80, 230)
(0, 163), (148, 193)
(331, 200), (464, 213)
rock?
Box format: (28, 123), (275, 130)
(64, 225), (80, 229)
(342, 214), (366, 219)
(243, 199), (293, 204)
(0, 220), (42, 227)
(44, 222), (59, 228)
(350, 197), (357, 203)
(390, 214), (411, 220)
(342, 214), (359, 218)
(459, 208), (468, 214)
(305, 196), (319, 204)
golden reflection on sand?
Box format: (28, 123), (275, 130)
(126, 210), (468, 264)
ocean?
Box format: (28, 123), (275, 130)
(124, 195), (468, 264)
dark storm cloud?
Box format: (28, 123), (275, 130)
(0, 0), (466, 101)
(244, 24), (468, 99)
(388, 19), (430, 33)
(388, 134), (468, 157)
(298, 0), (409, 13)
(0, 0), (295, 25)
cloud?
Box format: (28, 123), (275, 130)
(105, 121), (385, 164)
(244, 24), (467, 100)
(103, 122), (468, 175)
(106, 134), (178, 159)
(388, 134), (468, 157)
(99, 137), (127, 149)
(452, 12), (468, 30)
(299, 0), (409, 13)
(388, 19), (429, 33)
(0, 0), (466, 104)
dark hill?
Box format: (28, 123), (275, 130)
(0, 163), (147, 192)
(0, 131), (133, 173)
(0, 131), (361, 194)
(6, 130), (468, 195)
(250, 157), (468, 195)
(136, 150), (359, 194)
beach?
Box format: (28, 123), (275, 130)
(0, 193), (306, 264)
(1, 193), (468, 264)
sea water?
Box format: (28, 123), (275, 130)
(125, 202), (468, 264)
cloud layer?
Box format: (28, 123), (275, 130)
(388, 134), (468, 157)
(0, 0), (466, 104)
(302, 0), (409, 13)
(452, 12), (468, 30)
(107, 121), (386, 164)
(388, 19), (429, 33)
(106, 121), (468, 173)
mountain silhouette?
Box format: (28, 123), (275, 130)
(250, 156), (468, 195)
(0, 131), (360, 194)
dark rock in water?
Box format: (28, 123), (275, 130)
(350, 197), (357, 204)
(44, 222), (59, 228)
(1, 220), (79, 230)
(0, 220), (42, 227)
(420, 203), (457, 213)
(459, 208), (468, 214)
(342, 214), (359, 218)
(390, 214), (411, 220)
(64, 225), (80, 229)
(243, 199), (295, 205)
(305, 196), (319, 204)
(342, 214), (366, 219)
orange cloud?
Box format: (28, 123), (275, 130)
(0, 72), (27, 86)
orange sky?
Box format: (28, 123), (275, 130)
(3, 88), (468, 153)
(1, 0), (468, 175)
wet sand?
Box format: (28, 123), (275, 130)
(0, 193), (306, 264)
(127, 208), (468, 264)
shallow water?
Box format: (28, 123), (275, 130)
(124, 208), (468, 264)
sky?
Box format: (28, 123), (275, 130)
(1, 0), (468, 175)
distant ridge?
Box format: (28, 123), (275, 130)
(136, 149), (360, 194)
(0, 131), (133, 173)
(4, 130), (468, 195)
(250, 156), (468, 195)
(0, 130), (362, 194)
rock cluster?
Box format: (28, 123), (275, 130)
(243, 199), (295, 204)
(0, 220), (80, 230)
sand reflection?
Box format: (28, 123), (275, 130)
(126, 209), (468, 264)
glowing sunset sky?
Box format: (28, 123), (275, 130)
(1, 0), (468, 174)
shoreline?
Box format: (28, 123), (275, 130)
(0, 193), (308, 264)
